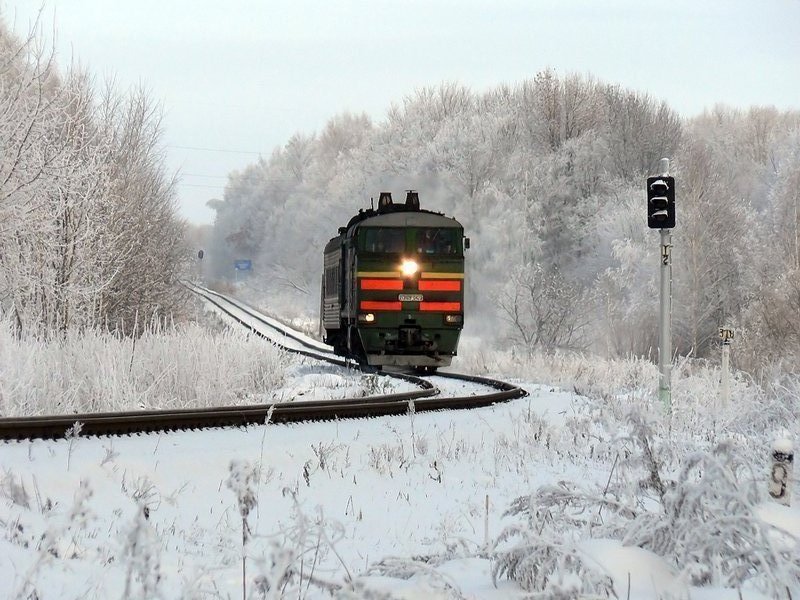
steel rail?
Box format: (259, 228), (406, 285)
(185, 282), (437, 394)
(189, 282), (336, 358)
(0, 286), (526, 441)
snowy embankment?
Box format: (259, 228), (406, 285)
(1, 318), (799, 598)
(0, 317), (407, 417)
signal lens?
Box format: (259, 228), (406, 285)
(400, 259), (418, 277)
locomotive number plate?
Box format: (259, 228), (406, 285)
(398, 293), (423, 302)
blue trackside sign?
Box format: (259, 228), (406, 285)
(234, 260), (252, 271)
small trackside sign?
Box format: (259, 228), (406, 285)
(398, 293), (423, 302)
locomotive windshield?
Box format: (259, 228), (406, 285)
(361, 228), (405, 253)
(414, 228), (460, 255)
(359, 226), (462, 255)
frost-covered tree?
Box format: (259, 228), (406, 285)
(592, 185), (660, 357)
(670, 136), (761, 357)
(678, 108), (800, 363)
(94, 86), (189, 334)
(204, 71), (800, 374)
(0, 16), (188, 337)
(602, 84), (682, 181)
(495, 263), (590, 352)
(767, 133), (800, 271)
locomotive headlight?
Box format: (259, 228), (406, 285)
(358, 313), (375, 323)
(445, 314), (462, 324)
(400, 259), (418, 277)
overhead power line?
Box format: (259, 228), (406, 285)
(178, 183), (227, 190)
(168, 144), (263, 155)
(182, 173), (229, 180)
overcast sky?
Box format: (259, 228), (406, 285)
(3, 0), (800, 225)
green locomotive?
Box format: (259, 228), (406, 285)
(321, 191), (468, 371)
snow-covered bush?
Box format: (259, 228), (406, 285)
(493, 438), (800, 597)
(249, 491), (351, 598)
(624, 443), (800, 592)
(492, 528), (615, 598)
(453, 342), (659, 399)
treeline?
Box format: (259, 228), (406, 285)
(208, 73), (800, 373)
(0, 19), (188, 337)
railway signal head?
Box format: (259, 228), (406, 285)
(647, 176), (676, 229)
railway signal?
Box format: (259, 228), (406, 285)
(648, 159), (676, 413)
(647, 176), (676, 229)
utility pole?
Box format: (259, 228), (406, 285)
(647, 158), (676, 414)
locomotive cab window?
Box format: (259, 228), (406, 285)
(415, 228), (460, 255)
(360, 228), (406, 253)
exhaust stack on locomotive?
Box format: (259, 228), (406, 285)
(321, 191), (467, 371)
(376, 190), (421, 212)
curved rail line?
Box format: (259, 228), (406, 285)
(0, 285), (526, 441)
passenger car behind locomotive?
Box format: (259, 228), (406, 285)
(321, 191), (467, 370)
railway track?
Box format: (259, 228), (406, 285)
(0, 284), (526, 441)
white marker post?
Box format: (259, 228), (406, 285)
(769, 439), (793, 506)
(719, 328), (734, 407)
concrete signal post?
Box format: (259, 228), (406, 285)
(647, 158), (676, 414)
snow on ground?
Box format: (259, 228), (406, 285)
(2, 376), (797, 598)
(267, 361), (416, 403)
(0, 388), (570, 598)
(2, 303), (799, 598)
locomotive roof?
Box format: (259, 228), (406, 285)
(350, 209), (462, 230)
(326, 192), (463, 250)
(325, 209), (461, 251)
